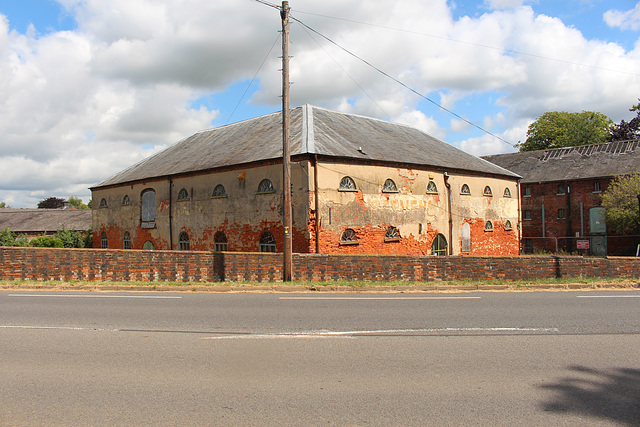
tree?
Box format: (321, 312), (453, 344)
(29, 236), (64, 248)
(610, 99), (640, 142)
(0, 227), (16, 246)
(68, 196), (89, 210)
(0, 202), (10, 208)
(55, 227), (86, 248)
(601, 172), (640, 235)
(518, 111), (614, 152)
(37, 197), (66, 209)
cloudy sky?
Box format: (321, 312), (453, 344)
(1, 0), (639, 208)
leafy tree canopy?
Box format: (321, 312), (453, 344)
(68, 196), (89, 210)
(518, 111), (613, 152)
(0, 202), (10, 208)
(37, 197), (66, 209)
(610, 99), (640, 142)
(30, 236), (64, 248)
(601, 172), (640, 235)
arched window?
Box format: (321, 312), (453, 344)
(461, 184), (471, 195)
(122, 195), (131, 206)
(212, 184), (226, 198)
(384, 226), (400, 242)
(382, 179), (398, 193)
(99, 198), (108, 208)
(504, 220), (513, 231)
(142, 241), (155, 250)
(214, 231), (228, 252)
(483, 186), (493, 197)
(427, 180), (438, 194)
(259, 232), (277, 252)
(461, 223), (471, 252)
(123, 231), (131, 249)
(100, 232), (108, 249)
(431, 234), (448, 256)
(503, 188), (512, 198)
(178, 231), (190, 250)
(339, 176), (356, 191)
(177, 188), (189, 201)
(141, 189), (156, 224)
(485, 221), (494, 232)
(340, 228), (358, 245)
(257, 179), (275, 194)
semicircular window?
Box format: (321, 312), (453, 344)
(461, 184), (470, 195)
(382, 179), (398, 193)
(483, 186), (493, 197)
(142, 241), (155, 251)
(340, 228), (358, 245)
(177, 188), (190, 201)
(504, 220), (513, 231)
(339, 176), (356, 191)
(485, 221), (494, 232)
(99, 198), (108, 208)
(384, 226), (401, 242)
(257, 179), (275, 194)
(212, 184), (226, 198)
(427, 181), (438, 194)
(259, 231), (277, 252)
(122, 195), (131, 206)
(503, 188), (512, 198)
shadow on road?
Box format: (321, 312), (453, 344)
(540, 365), (640, 425)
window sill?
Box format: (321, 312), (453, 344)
(338, 188), (358, 192)
(256, 191), (276, 195)
(339, 240), (359, 246)
(384, 237), (400, 243)
(211, 195), (228, 199)
(140, 222), (155, 229)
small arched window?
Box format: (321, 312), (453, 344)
(382, 179), (398, 193)
(384, 226), (400, 242)
(461, 184), (470, 195)
(99, 198), (108, 208)
(178, 231), (190, 250)
(259, 232), (277, 252)
(483, 186), (493, 197)
(257, 179), (275, 194)
(340, 228), (358, 245)
(122, 195), (131, 206)
(503, 188), (512, 198)
(339, 176), (356, 191)
(504, 220), (513, 231)
(431, 234), (448, 256)
(100, 232), (108, 249)
(214, 231), (228, 252)
(123, 231), (131, 249)
(427, 181), (438, 194)
(142, 241), (155, 250)
(212, 184), (226, 198)
(485, 221), (494, 232)
(177, 188), (190, 201)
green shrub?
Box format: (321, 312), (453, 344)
(30, 236), (64, 248)
(55, 228), (86, 248)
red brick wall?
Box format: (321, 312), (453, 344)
(2, 247), (638, 283)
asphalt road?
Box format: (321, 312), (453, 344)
(1, 290), (639, 426)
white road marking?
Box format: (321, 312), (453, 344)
(0, 325), (118, 331)
(8, 294), (182, 299)
(201, 327), (558, 339)
(279, 296), (481, 300)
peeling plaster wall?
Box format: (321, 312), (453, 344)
(313, 162), (519, 256)
(92, 162), (312, 252)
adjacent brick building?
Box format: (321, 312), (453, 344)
(91, 105), (521, 256)
(484, 141), (640, 256)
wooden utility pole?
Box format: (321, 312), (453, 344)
(281, 1), (293, 281)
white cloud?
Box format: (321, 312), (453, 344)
(1, 0), (640, 207)
(604, 3), (640, 31)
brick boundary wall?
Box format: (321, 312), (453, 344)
(1, 246), (638, 283)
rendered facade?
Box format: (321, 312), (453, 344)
(91, 105), (521, 256)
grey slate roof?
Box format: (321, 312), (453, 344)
(0, 208), (91, 234)
(94, 105), (518, 188)
(483, 141), (640, 183)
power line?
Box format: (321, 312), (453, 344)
(291, 15), (515, 147)
(294, 10), (640, 78)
